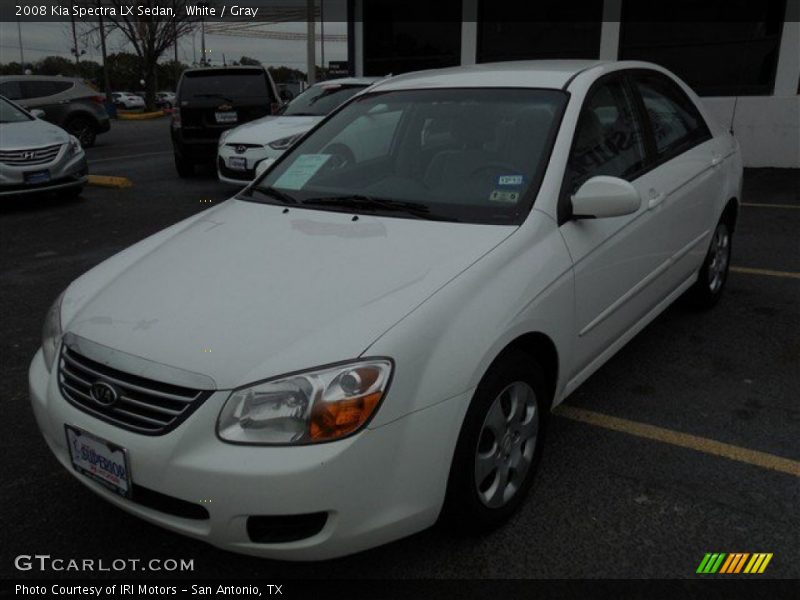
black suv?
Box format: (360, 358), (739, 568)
(171, 66), (281, 177)
(0, 76), (110, 147)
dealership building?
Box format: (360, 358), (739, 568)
(345, 0), (799, 168)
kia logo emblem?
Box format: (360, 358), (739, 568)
(89, 381), (119, 407)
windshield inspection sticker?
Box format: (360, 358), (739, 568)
(273, 154), (331, 190)
(498, 175), (525, 186)
(489, 190), (520, 203)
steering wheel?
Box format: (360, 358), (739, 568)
(322, 143), (356, 171)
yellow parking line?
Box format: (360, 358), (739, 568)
(553, 406), (800, 477)
(87, 175), (132, 189)
(741, 202), (800, 209)
(730, 266), (800, 280)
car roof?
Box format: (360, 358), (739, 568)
(313, 77), (381, 87)
(0, 74), (83, 83)
(182, 66), (266, 75)
(370, 60), (609, 92)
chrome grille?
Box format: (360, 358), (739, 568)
(0, 143), (62, 166)
(58, 346), (212, 435)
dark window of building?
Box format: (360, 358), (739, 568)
(362, 0), (462, 76)
(477, 0), (603, 63)
(631, 71), (711, 158)
(619, 0), (787, 96)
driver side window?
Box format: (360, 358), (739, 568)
(565, 78), (647, 197)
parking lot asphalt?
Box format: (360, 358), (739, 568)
(1, 119), (797, 579)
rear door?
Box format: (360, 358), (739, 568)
(628, 70), (722, 287)
(18, 80), (75, 125)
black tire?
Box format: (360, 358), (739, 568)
(175, 154), (195, 178)
(685, 216), (733, 310)
(65, 116), (96, 148)
(441, 351), (550, 532)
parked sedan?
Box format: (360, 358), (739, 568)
(112, 92), (146, 110)
(0, 95), (88, 199)
(30, 61), (741, 560)
(155, 91), (176, 109)
(217, 77), (378, 185)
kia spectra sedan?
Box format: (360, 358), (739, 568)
(30, 60), (742, 560)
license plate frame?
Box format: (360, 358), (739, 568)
(228, 156), (247, 170)
(215, 111), (237, 124)
(65, 425), (132, 498)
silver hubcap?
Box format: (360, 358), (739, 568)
(708, 223), (730, 293)
(474, 381), (539, 508)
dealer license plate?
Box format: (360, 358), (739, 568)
(65, 425), (132, 498)
(215, 111), (237, 124)
(228, 156), (247, 170)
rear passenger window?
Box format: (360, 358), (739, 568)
(632, 73), (710, 157)
(0, 80), (22, 100)
(565, 78), (647, 194)
(21, 80), (73, 99)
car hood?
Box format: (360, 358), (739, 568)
(225, 115), (324, 145)
(63, 199), (515, 389)
(0, 119), (69, 149)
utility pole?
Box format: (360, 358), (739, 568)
(16, 20), (24, 73)
(98, 4), (111, 105)
(320, 0), (325, 77)
(306, 0), (316, 85)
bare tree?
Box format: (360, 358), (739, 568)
(92, 1), (199, 109)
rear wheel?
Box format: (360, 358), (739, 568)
(441, 351), (549, 532)
(175, 154), (195, 178)
(65, 117), (96, 148)
(686, 217), (733, 309)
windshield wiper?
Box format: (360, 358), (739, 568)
(193, 93), (234, 103)
(244, 186), (299, 205)
(301, 195), (452, 221)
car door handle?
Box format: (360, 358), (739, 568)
(647, 188), (665, 209)
(710, 155), (722, 167)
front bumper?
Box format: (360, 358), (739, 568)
(29, 348), (467, 560)
(0, 150), (88, 197)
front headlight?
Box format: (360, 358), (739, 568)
(267, 133), (302, 150)
(42, 291), (65, 372)
(217, 359), (393, 445)
(218, 129), (232, 146)
(67, 135), (81, 156)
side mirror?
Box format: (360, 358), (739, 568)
(254, 157), (276, 179)
(571, 176), (641, 219)
(30, 109), (46, 119)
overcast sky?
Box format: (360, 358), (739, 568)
(0, 20), (348, 72)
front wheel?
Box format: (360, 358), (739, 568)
(686, 218), (733, 309)
(441, 351), (549, 532)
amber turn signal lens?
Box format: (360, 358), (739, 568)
(309, 391), (383, 441)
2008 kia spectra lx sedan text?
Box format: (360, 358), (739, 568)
(30, 61), (742, 560)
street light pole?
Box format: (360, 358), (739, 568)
(16, 20), (25, 73)
(306, 0), (316, 85)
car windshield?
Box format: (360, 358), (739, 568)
(283, 83), (370, 117)
(242, 88), (567, 224)
(0, 97), (32, 123)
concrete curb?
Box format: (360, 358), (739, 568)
(88, 175), (133, 188)
(117, 110), (166, 121)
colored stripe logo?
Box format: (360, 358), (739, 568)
(697, 553), (773, 574)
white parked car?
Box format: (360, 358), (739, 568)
(217, 77), (379, 185)
(30, 61), (742, 560)
(112, 92), (145, 110)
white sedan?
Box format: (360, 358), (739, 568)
(112, 92), (145, 110)
(217, 77), (379, 185)
(30, 60), (741, 560)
